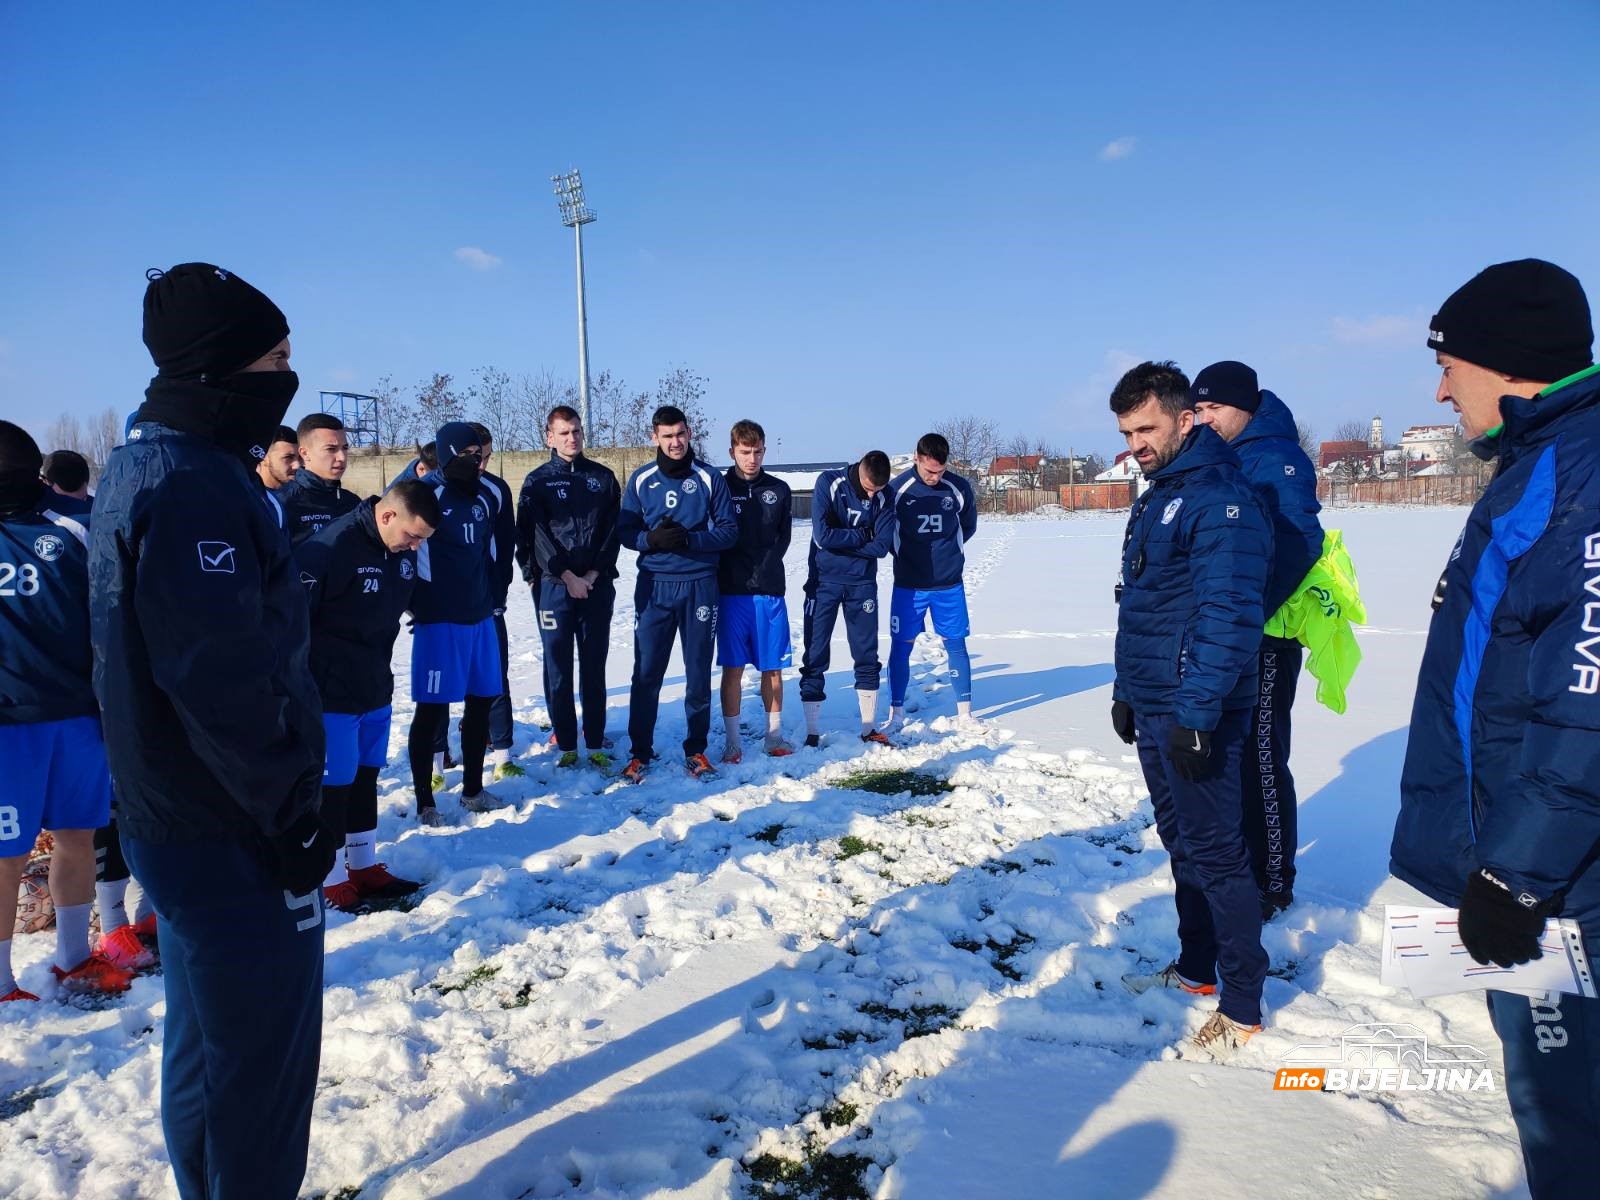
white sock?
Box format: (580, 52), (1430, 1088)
(129, 879), (154, 926)
(55, 902), (92, 972)
(96, 880), (130, 934)
(1, 938), (15, 994)
(957, 699), (973, 720)
(324, 857), (348, 889)
(765, 708), (782, 737)
(723, 712), (742, 755)
(346, 830), (377, 871)
(433, 751), (446, 775)
(857, 690), (878, 733)
(886, 705), (905, 730)
(804, 701), (823, 737)
(490, 748), (509, 768)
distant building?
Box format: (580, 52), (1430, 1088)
(1398, 424), (1458, 465)
(1369, 416), (1384, 450)
(1320, 440), (1380, 473)
(985, 454), (1044, 492)
(1096, 450), (1144, 484)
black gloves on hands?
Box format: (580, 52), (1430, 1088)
(1111, 701), (1136, 745)
(1458, 868), (1550, 967)
(646, 517), (689, 552)
(1166, 725), (1212, 781)
(269, 811), (338, 896)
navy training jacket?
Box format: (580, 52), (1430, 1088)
(617, 456), (737, 581)
(1229, 391), (1324, 616)
(887, 466), (979, 590)
(1112, 425), (1273, 730)
(806, 463), (893, 590)
(275, 467), (360, 546)
(515, 452), (622, 585)
(409, 440), (502, 627)
(0, 494), (97, 724)
(296, 497), (419, 715)
(89, 421), (324, 843)
(719, 468), (792, 596)
(1391, 365), (1600, 943)
(483, 469), (516, 610)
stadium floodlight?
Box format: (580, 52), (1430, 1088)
(552, 169), (597, 432)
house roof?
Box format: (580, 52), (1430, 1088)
(988, 454), (1043, 473)
(1319, 439), (1373, 468)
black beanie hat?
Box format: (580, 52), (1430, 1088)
(0, 420), (45, 516)
(142, 263), (290, 381)
(1427, 259), (1593, 382)
(1190, 360), (1261, 414)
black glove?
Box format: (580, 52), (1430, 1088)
(268, 811), (338, 896)
(1111, 700), (1136, 745)
(646, 517), (689, 552)
(1166, 725), (1212, 781)
(1458, 868), (1551, 967)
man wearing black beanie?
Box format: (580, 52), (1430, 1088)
(1390, 258), (1598, 1200)
(88, 264), (332, 1200)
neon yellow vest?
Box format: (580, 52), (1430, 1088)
(1263, 530), (1366, 714)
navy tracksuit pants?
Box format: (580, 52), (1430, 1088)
(538, 578), (614, 752)
(629, 573), (718, 761)
(1489, 989), (1600, 1200)
(123, 835), (323, 1200)
(1241, 635), (1301, 903)
(798, 580), (881, 702)
(1134, 707), (1267, 1026)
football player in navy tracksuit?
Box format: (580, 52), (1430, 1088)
(1390, 260), (1599, 1200)
(408, 421), (507, 821)
(474, 424), (522, 780)
(799, 451), (896, 747)
(885, 433), (980, 729)
(0, 422), (131, 1004)
(717, 419), (795, 762)
(514, 404), (621, 769)
(255, 423), (300, 492)
(91, 264), (334, 1200)
(275, 412), (358, 545)
(1107, 361), (1273, 1057)
(1191, 361), (1324, 920)
(617, 404), (738, 783)
(298, 482), (439, 912)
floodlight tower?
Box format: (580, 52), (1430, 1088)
(552, 169), (597, 432)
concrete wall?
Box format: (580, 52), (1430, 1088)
(339, 446), (656, 512)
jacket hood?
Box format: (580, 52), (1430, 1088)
(291, 466), (344, 494)
(435, 422), (481, 470)
(1231, 390), (1300, 449)
(1150, 423), (1240, 481)
(1499, 363), (1600, 454)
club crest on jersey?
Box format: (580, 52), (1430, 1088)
(585, 475), (602, 492)
(863, 598), (875, 613)
(32, 534), (64, 562)
(941, 496), (954, 511)
(682, 477), (699, 494)
(695, 605), (711, 622)
(1161, 498), (1184, 525)
(761, 489), (778, 505)
(400, 559), (415, 580)
(471, 503), (486, 522)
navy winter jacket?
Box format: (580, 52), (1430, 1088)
(1230, 391), (1324, 616)
(719, 468), (792, 596)
(275, 468), (360, 546)
(806, 463), (893, 590)
(409, 437), (502, 627)
(296, 498), (419, 715)
(483, 469), (516, 609)
(618, 455), (738, 581)
(888, 467), (978, 589)
(0, 494), (97, 724)
(1391, 365), (1600, 943)
(515, 452), (622, 585)
(1113, 425), (1273, 730)
(89, 422), (324, 843)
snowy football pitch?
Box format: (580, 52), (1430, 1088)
(1, 508), (1530, 1199)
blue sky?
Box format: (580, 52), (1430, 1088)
(2, 1), (1597, 462)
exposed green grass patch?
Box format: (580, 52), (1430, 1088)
(858, 1001), (958, 1038)
(751, 823), (786, 844)
(747, 1149), (874, 1199)
(820, 1100), (860, 1129)
(835, 768), (952, 798)
(836, 835), (882, 860)
(434, 963), (500, 995)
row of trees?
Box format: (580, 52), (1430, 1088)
(41, 409), (123, 482)
(930, 415), (1109, 487)
(366, 366), (711, 454)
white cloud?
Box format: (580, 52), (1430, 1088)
(1331, 311), (1422, 345)
(454, 246), (503, 271)
(1098, 137), (1137, 162)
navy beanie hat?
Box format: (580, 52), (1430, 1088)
(1190, 360), (1261, 414)
(142, 263), (290, 380)
(1427, 259), (1592, 382)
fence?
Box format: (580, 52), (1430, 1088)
(339, 446), (655, 510)
(1316, 474), (1486, 507)
(978, 482), (1137, 516)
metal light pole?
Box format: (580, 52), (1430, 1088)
(551, 169), (597, 432)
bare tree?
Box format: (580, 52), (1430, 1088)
(414, 373), (465, 441)
(508, 368), (566, 453)
(1296, 420), (1319, 461)
(370, 374), (419, 451)
(654, 366), (712, 452)
(467, 366), (516, 450)
(932, 415), (998, 472)
(42, 413), (85, 454)
(84, 407), (121, 474)
(585, 369), (652, 449)
(997, 433), (1042, 488)
(1332, 419), (1369, 444)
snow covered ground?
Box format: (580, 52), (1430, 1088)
(1, 507), (1532, 1199)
